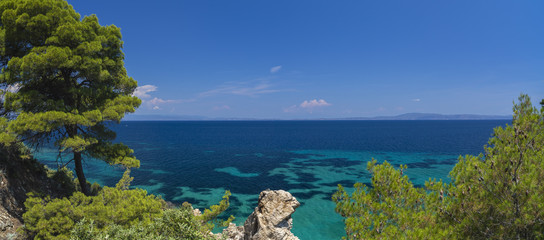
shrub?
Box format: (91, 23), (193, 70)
(23, 186), (165, 239)
(333, 94), (544, 239)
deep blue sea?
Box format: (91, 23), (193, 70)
(34, 120), (508, 239)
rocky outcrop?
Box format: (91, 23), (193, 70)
(0, 145), (72, 239)
(0, 170), (21, 239)
(222, 189), (300, 240)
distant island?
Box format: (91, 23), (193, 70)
(124, 113), (512, 121)
(331, 113), (512, 120)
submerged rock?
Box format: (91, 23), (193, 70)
(222, 189), (300, 240)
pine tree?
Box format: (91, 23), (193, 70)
(333, 94), (544, 239)
(0, 0), (140, 195)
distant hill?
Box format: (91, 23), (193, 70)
(336, 113), (511, 120)
(123, 114), (264, 121)
(124, 113), (511, 121)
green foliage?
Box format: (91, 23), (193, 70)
(148, 205), (221, 240)
(0, 117), (16, 145)
(333, 160), (453, 239)
(70, 206), (219, 240)
(23, 167), (233, 240)
(196, 190), (235, 230)
(0, 0), (141, 195)
(443, 94), (544, 239)
(334, 94), (544, 239)
(22, 186), (165, 240)
(45, 166), (76, 193)
(114, 168), (133, 190)
(69, 191), (234, 240)
(44, 166), (102, 196)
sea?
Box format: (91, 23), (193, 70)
(34, 120), (509, 239)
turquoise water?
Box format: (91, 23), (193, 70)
(33, 120), (508, 239)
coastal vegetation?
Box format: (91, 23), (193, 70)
(22, 177), (232, 239)
(0, 0), (140, 195)
(333, 94), (544, 239)
(0, 0), (232, 239)
(0, 0), (541, 240)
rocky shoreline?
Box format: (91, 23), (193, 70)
(220, 190), (300, 240)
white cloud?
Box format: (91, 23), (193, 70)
(213, 105), (231, 111)
(133, 85), (195, 110)
(412, 98), (421, 102)
(199, 81), (287, 97)
(270, 65), (282, 73)
(148, 97), (194, 105)
(283, 105), (298, 113)
(284, 99), (332, 113)
(300, 99), (331, 108)
(1, 83), (20, 101)
(6, 83), (21, 93)
(149, 97), (167, 105)
(133, 85), (157, 99)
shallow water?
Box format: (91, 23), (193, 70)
(34, 120), (508, 239)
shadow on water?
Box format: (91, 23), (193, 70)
(405, 157), (460, 169)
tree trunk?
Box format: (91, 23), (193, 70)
(66, 125), (90, 196)
(74, 151), (90, 195)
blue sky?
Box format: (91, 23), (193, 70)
(70, 0), (543, 119)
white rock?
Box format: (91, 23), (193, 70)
(222, 189), (300, 240)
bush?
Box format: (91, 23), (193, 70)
(23, 186), (165, 239)
(23, 167), (233, 240)
(333, 94), (544, 239)
(71, 205), (217, 240)
(70, 191), (234, 240)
